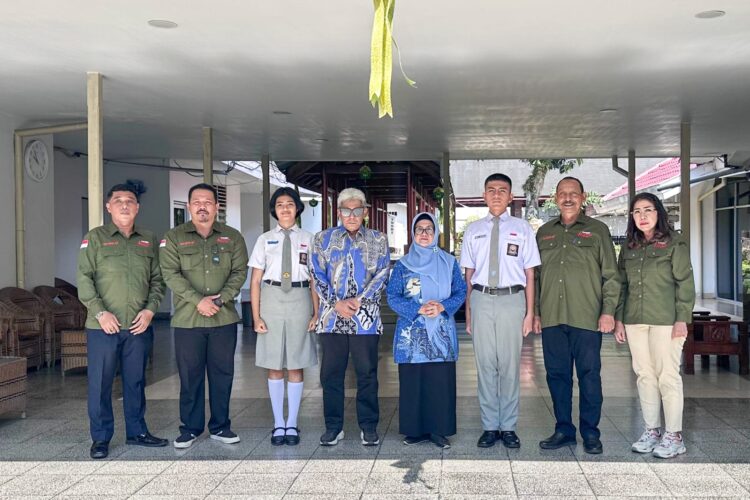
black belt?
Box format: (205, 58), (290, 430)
(472, 284), (524, 296)
(264, 279), (310, 288)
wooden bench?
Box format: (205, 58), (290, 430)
(684, 315), (749, 375)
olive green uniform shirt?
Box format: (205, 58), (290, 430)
(159, 221), (248, 328)
(615, 232), (695, 325)
(535, 214), (621, 332)
(77, 223), (165, 330)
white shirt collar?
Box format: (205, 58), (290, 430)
(274, 224), (299, 233)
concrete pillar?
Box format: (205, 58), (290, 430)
(87, 72), (103, 229)
(681, 122), (691, 247)
(203, 127), (213, 186)
(628, 149), (636, 208)
(441, 152), (451, 251)
(261, 154), (270, 232)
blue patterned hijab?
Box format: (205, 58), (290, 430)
(400, 212), (455, 341)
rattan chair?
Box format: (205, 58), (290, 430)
(34, 286), (86, 365)
(0, 309), (17, 356)
(0, 302), (43, 370)
(0, 288), (51, 369)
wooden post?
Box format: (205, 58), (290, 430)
(406, 166), (414, 247)
(321, 166), (328, 230)
(441, 152), (451, 251)
(628, 150), (636, 208)
(681, 122), (691, 248)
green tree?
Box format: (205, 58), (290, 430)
(522, 158), (582, 221)
(542, 190), (603, 215)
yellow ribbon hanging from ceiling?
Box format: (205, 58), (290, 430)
(369, 0), (416, 118)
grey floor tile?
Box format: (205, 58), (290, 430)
(513, 473), (594, 496)
(587, 473), (668, 497)
(212, 472), (297, 495)
(662, 474), (749, 497)
(579, 459), (655, 475)
(511, 458), (582, 474)
(0, 474), (84, 496)
(28, 460), (104, 475)
(0, 461), (40, 475)
(57, 474), (155, 497)
(286, 472), (367, 495)
(361, 495), (439, 500)
(440, 472), (515, 495)
(162, 459), (240, 475)
(364, 471), (440, 495)
(233, 457), (308, 474)
(442, 457), (510, 474)
(132, 496), (206, 500)
(649, 462), (729, 477)
(136, 473), (226, 496)
(94, 459), (174, 475)
(302, 457), (374, 473)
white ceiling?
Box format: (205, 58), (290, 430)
(2, 1), (750, 162)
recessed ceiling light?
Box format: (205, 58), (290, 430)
(599, 108), (618, 114)
(695, 10), (725, 19)
(315, 138), (328, 142)
(567, 136), (583, 140)
(147, 19), (178, 29)
(272, 110), (292, 115)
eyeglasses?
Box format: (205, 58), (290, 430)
(631, 208), (657, 218)
(414, 227), (434, 235)
(339, 207), (365, 217)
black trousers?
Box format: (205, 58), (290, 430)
(87, 327), (152, 442)
(541, 324), (603, 439)
(174, 324), (237, 436)
(319, 333), (380, 432)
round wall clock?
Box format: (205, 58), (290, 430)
(24, 139), (50, 182)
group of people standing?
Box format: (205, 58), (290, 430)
(78, 173), (695, 461)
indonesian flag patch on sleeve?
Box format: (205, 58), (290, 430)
(80, 239), (89, 249)
(159, 239), (167, 248)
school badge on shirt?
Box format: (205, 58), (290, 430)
(506, 243), (519, 257)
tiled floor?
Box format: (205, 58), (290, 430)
(1, 318), (749, 499)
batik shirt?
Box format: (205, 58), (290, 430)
(386, 260), (466, 363)
(310, 225), (390, 335)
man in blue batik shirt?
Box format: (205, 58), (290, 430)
(310, 187), (390, 447)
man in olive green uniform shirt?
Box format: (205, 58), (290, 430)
(533, 177), (620, 455)
(78, 184), (168, 459)
(160, 183), (249, 449)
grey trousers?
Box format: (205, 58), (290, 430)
(470, 289), (526, 431)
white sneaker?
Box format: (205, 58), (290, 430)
(173, 432), (197, 449)
(652, 432), (686, 459)
(631, 428), (661, 453)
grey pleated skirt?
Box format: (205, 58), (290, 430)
(256, 284), (318, 370)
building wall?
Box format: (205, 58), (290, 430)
(699, 191), (717, 298)
(0, 119), (16, 288)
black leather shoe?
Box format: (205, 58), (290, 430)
(90, 441), (109, 459)
(583, 436), (603, 454)
(285, 427), (300, 446)
(126, 432), (168, 447)
(271, 427), (286, 446)
(539, 432), (577, 450)
(477, 430), (500, 448)
(430, 434), (451, 449)
(500, 431), (521, 449)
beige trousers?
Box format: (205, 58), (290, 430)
(625, 324), (686, 432)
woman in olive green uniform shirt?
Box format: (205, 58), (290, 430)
(614, 193), (695, 459)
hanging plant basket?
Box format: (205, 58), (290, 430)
(359, 165), (373, 181)
(308, 198), (319, 207)
(432, 186), (445, 202)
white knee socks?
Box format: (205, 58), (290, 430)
(268, 379), (285, 437)
(286, 381), (304, 436)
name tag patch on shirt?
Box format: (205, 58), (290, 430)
(577, 231), (593, 238)
(137, 240), (151, 247)
(653, 241), (668, 249)
(178, 240), (196, 247)
(80, 239), (88, 249)
(267, 240), (279, 245)
(507, 243), (519, 257)
(474, 234), (487, 240)
(541, 234), (556, 241)
(102, 241), (119, 247)
(217, 236), (231, 244)
(299, 253), (308, 266)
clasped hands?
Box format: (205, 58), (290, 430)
(418, 300), (445, 319)
(334, 298), (361, 319)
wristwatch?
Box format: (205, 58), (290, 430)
(95, 311), (106, 320)
(212, 297), (224, 307)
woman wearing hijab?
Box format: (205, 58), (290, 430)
(614, 193), (695, 459)
(386, 212), (467, 449)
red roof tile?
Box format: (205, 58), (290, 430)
(603, 158), (697, 201)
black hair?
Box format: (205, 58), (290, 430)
(626, 192), (672, 249)
(188, 183), (218, 203)
(484, 173), (513, 190)
(557, 176), (585, 193)
(107, 183), (139, 202)
(269, 187), (305, 219)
